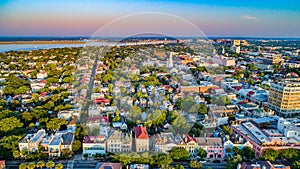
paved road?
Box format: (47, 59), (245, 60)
(6, 160), (97, 169)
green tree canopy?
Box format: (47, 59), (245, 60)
(37, 161), (45, 169)
(189, 160), (202, 169)
(262, 148), (279, 162)
(197, 148), (208, 160)
(0, 117), (23, 132)
(46, 118), (66, 132)
(169, 147), (190, 161)
(46, 160), (55, 169)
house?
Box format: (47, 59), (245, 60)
(82, 135), (106, 157)
(197, 137), (224, 160)
(130, 164), (150, 169)
(0, 160), (5, 169)
(61, 132), (74, 152)
(152, 132), (179, 153)
(95, 162), (122, 169)
(223, 139), (253, 158)
(37, 70), (48, 79)
(133, 126), (149, 152)
(86, 116), (109, 129)
(42, 132), (75, 157)
(106, 130), (132, 153)
(178, 134), (198, 156)
(19, 129), (46, 154)
(48, 135), (62, 157)
(94, 98), (110, 105)
(30, 80), (47, 92)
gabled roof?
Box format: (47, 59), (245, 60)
(184, 134), (196, 143)
(134, 126), (149, 139)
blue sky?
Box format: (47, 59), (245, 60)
(0, 0), (299, 37)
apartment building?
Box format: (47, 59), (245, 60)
(268, 79), (300, 117)
(19, 129), (46, 153)
(106, 130), (132, 153)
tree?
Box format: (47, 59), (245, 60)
(19, 163), (27, 169)
(0, 117), (23, 132)
(13, 150), (20, 159)
(226, 155), (242, 169)
(241, 146), (255, 160)
(46, 118), (66, 132)
(291, 161), (300, 169)
(212, 96), (231, 106)
(189, 160), (202, 169)
(37, 161), (45, 169)
(181, 96), (195, 112)
(280, 148), (300, 161)
(72, 140), (81, 152)
(55, 163), (64, 169)
(262, 148), (279, 162)
(154, 154), (173, 168)
(175, 98), (182, 109)
(169, 147), (190, 161)
(174, 165), (185, 169)
(0, 135), (22, 150)
(28, 162), (36, 169)
(146, 110), (166, 127)
(199, 104), (207, 114)
(46, 161), (55, 169)
(222, 126), (232, 135)
(129, 105), (142, 120)
(225, 146), (232, 157)
(22, 112), (33, 122)
(197, 148), (207, 160)
(232, 146), (240, 156)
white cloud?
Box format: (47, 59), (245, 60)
(241, 15), (259, 20)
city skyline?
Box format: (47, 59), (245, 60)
(0, 0), (300, 37)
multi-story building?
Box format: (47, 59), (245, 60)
(133, 126), (149, 152)
(268, 79), (300, 117)
(106, 130), (132, 153)
(197, 137), (224, 160)
(178, 134), (198, 156)
(151, 132), (180, 153)
(240, 161), (290, 169)
(263, 54), (284, 65)
(19, 129), (46, 153)
(42, 132), (74, 157)
(82, 135), (106, 157)
(231, 121), (300, 157)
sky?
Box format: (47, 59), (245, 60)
(0, 0), (300, 37)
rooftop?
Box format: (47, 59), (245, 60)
(134, 126), (149, 139)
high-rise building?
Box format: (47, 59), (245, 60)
(233, 40), (240, 46)
(230, 45), (240, 54)
(268, 79), (300, 117)
(167, 52), (174, 68)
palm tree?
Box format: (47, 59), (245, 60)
(37, 161), (45, 169)
(46, 161), (55, 169)
(27, 162), (36, 169)
(19, 163), (27, 169)
(55, 163), (64, 169)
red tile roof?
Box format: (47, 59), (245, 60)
(185, 134), (196, 143)
(134, 126), (149, 139)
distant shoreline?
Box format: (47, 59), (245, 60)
(0, 41), (86, 45)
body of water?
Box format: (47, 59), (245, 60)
(0, 44), (88, 52)
(0, 42), (128, 52)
